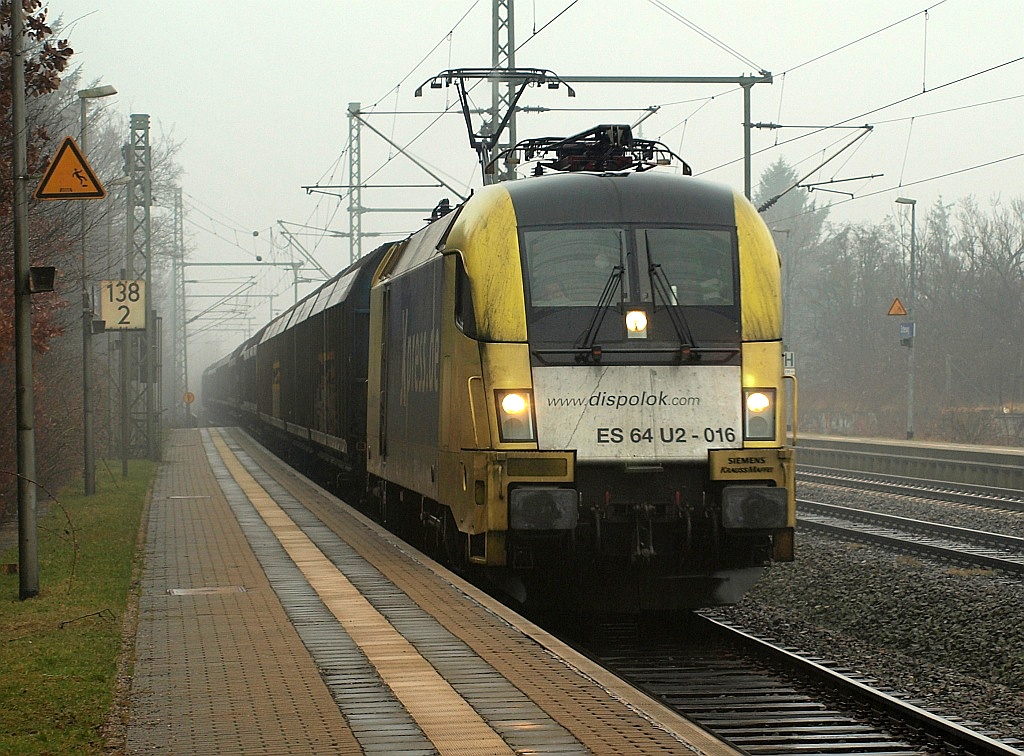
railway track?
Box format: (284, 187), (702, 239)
(797, 499), (1024, 575)
(582, 613), (1023, 755)
(620, 437), (1024, 750)
(797, 435), (1024, 492)
(799, 464), (1024, 512)
(575, 455), (1024, 753)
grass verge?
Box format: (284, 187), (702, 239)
(0, 460), (155, 755)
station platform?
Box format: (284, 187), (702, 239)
(124, 427), (737, 754)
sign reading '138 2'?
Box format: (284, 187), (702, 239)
(100, 280), (147, 330)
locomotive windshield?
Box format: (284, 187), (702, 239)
(524, 228), (627, 307)
(644, 229), (734, 307)
(522, 225), (740, 364)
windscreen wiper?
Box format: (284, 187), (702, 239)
(573, 265), (623, 359)
(649, 263), (698, 351)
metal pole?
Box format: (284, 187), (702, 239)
(121, 228), (130, 477)
(347, 102), (362, 265)
(81, 95), (95, 495)
(907, 201), (917, 440)
(489, 0), (516, 183)
(896, 196), (917, 440)
(77, 86), (116, 493)
(120, 325), (129, 478)
(142, 119), (157, 462)
(743, 83), (753, 199)
(12, 0), (39, 599)
(558, 73), (771, 199)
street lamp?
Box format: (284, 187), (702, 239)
(895, 197), (916, 440)
(79, 84), (117, 496)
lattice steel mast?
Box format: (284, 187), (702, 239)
(170, 187), (189, 425)
(489, 0), (516, 184)
(123, 114), (159, 459)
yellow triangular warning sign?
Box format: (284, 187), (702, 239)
(35, 136), (106, 200)
(888, 298), (907, 316)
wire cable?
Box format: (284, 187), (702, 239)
(644, 0), (765, 73)
(698, 55), (1024, 178)
(781, 1), (947, 77)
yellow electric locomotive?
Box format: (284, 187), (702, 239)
(204, 125), (795, 612)
(364, 127), (795, 611)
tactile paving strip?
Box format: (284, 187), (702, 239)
(210, 428), (589, 755)
(126, 430), (360, 754)
(223, 427), (735, 755)
(209, 433), (441, 754)
(208, 428), (588, 755)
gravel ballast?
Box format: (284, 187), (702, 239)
(715, 483), (1024, 743)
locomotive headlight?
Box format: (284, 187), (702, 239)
(501, 392), (527, 415)
(743, 388), (776, 441)
(496, 390), (536, 442)
(625, 309), (648, 339)
(746, 391), (771, 413)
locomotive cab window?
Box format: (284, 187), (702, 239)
(523, 228), (627, 307)
(643, 228), (736, 307)
(522, 223), (741, 363)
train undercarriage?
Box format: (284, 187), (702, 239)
(364, 460), (786, 614)
(506, 463), (782, 612)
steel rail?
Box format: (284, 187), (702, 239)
(696, 614), (1024, 756)
(799, 464), (1024, 511)
(798, 499), (1024, 575)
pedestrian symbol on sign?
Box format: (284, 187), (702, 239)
(887, 298), (908, 316)
(35, 136), (106, 200)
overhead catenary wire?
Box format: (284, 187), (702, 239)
(367, 0), (482, 110)
(780, 1), (948, 78)
(307, 0), (1022, 270)
(898, 116), (916, 187)
(644, 0), (766, 73)
(313, 0), (917, 248)
(921, 9), (930, 93)
(871, 93), (1024, 125)
(758, 127), (874, 212)
(513, 0), (581, 55)
(746, 93), (1024, 185)
(753, 150), (1024, 228)
(698, 55), (1024, 179)
(186, 279), (256, 325)
(290, 0), (483, 263)
(188, 1), (1019, 296)
(642, 0), (955, 170)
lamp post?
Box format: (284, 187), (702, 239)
(896, 197), (917, 440)
(79, 84), (117, 495)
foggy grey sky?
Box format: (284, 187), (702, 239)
(52, 0), (1024, 370)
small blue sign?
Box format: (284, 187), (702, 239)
(899, 321), (915, 346)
